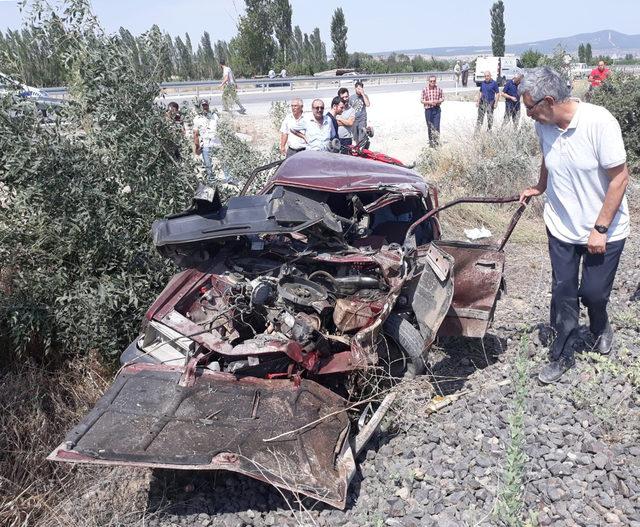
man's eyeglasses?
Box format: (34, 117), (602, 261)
(524, 97), (546, 112)
(312, 106), (324, 110)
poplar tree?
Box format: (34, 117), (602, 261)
(585, 43), (593, 64)
(490, 1), (505, 57)
(578, 43), (585, 63)
(330, 7), (348, 68)
(272, 0), (292, 64)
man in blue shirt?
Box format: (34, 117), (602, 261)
(476, 70), (500, 131)
(502, 71), (523, 127)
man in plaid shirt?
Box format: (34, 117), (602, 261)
(421, 76), (444, 147)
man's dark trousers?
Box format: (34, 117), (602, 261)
(547, 230), (625, 360)
(425, 106), (441, 147)
(503, 105), (520, 127)
(476, 101), (494, 130)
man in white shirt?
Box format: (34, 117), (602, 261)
(192, 99), (222, 183)
(219, 59), (246, 114)
(305, 99), (332, 152)
(279, 98), (306, 157)
(519, 67), (630, 383)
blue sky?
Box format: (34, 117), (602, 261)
(1, 0), (639, 53)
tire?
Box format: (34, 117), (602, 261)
(382, 314), (427, 378)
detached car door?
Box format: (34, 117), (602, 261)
(406, 196), (527, 338)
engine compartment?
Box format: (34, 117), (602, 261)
(167, 237), (400, 376)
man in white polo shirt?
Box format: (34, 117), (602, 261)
(306, 98), (332, 152)
(279, 98), (307, 157)
(519, 67), (630, 383)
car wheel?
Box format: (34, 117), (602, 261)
(382, 314), (427, 379)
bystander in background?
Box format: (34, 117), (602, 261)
(476, 71), (499, 131)
(337, 88), (355, 151)
(279, 98), (306, 157)
(349, 81), (370, 145)
(421, 76), (444, 147)
(219, 59), (246, 114)
(501, 71), (523, 127)
(454, 61), (461, 94)
(306, 99), (332, 151)
(193, 100), (227, 183)
(461, 62), (470, 87)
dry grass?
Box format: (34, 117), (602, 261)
(0, 354), (112, 526)
(414, 120), (546, 246)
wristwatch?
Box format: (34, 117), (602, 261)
(594, 224), (609, 234)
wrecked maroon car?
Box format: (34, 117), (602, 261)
(49, 151), (526, 508)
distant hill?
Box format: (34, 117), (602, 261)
(376, 30), (640, 58)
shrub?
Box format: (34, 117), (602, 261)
(0, 1), (197, 362)
(590, 73), (640, 174)
(416, 122), (540, 198)
(215, 117), (280, 194)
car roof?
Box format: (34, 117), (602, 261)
(266, 150), (431, 195)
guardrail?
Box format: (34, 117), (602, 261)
(40, 65), (640, 99)
(44, 71), (458, 99)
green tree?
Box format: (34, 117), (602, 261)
(520, 49), (544, 68)
(490, 1), (505, 57)
(578, 43), (585, 62)
(309, 27), (327, 69)
(271, 0), (292, 64)
(162, 32), (176, 78)
(1, 0), (197, 361)
(199, 31), (216, 78)
(231, 0), (276, 75)
(174, 35), (189, 79)
(214, 40), (228, 70)
(585, 42), (593, 64)
(330, 7), (348, 68)
(290, 25), (303, 63)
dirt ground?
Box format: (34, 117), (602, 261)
(238, 93), (519, 167)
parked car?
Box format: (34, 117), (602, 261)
(0, 72), (63, 118)
(49, 151), (527, 508)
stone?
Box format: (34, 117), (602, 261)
(547, 484), (566, 502)
(594, 453), (608, 470)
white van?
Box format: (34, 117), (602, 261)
(474, 56), (521, 86)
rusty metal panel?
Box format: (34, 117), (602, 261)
(404, 243), (455, 347)
(48, 364), (355, 508)
(434, 241), (505, 338)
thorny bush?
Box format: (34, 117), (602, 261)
(0, 0), (197, 362)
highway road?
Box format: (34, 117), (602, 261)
(161, 79), (477, 109)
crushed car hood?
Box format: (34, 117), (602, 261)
(48, 363), (356, 508)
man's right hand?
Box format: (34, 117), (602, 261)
(519, 186), (543, 204)
(195, 146), (202, 155)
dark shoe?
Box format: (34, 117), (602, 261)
(593, 323), (614, 355)
(538, 356), (575, 384)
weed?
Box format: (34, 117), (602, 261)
(0, 356), (114, 526)
(495, 336), (530, 527)
(269, 100), (289, 132)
